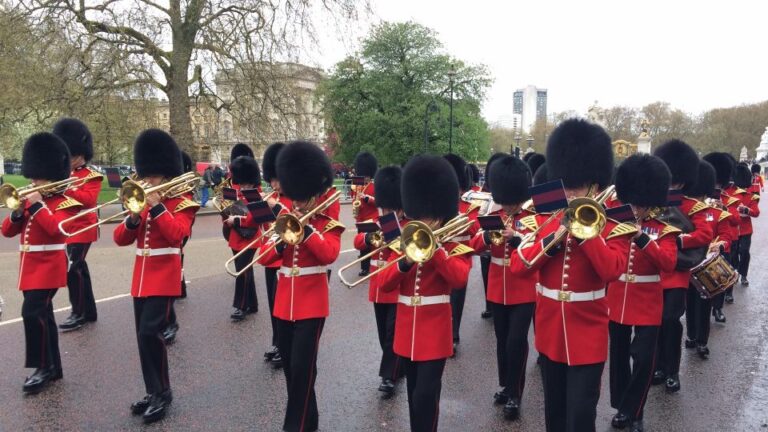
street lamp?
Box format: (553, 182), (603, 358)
(526, 134), (534, 153)
(514, 132), (522, 158)
(423, 100), (439, 153)
(448, 68), (456, 154)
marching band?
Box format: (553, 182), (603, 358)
(0, 116), (762, 431)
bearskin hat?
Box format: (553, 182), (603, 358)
(733, 163), (753, 189)
(546, 118), (613, 189)
(374, 166), (402, 210)
(525, 153), (546, 178)
(488, 155), (532, 205)
(230, 143), (254, 161)
(752, 163), (762, 174)
(652, 139), (699, 189)
(483, 152), (507, 191)
(443, 153), (470, 192)
(702, 152), (733, 187)
(354, 151), (378, 178)
(230, 156), (261, 186)
(181, 151), (193, 173)
(467, 163), (480, 184)
(134, 129), (183, 178)
(402, 155), (458, 220)
(52, 117), (93, 162)
(276, 141), (333, 201)
(262, 142), (285, 182)
(21, 132), (71, 181)
(615, 154), (671, 207)
(686, 160), (716, 198)
(533, 164), (548, 185)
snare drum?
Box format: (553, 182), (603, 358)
(690, 252), (739, 298)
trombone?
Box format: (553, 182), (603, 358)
(487, 215), (514, 246)
(0, 177), (84, 210)
(516, 185), (615, 269)
(57, 172), (199, 237)
(225, 190), (341, 277)
(338, 215), (474, 288)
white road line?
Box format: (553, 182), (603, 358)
(341, 248), (357, 254)
(0, 293), (131, 327)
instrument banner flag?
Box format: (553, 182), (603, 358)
(378, 212), (401, 242)
(241, 188), (262, 202)
(477, 215), (506, 231)
(246, 201), (276, 224)
(104, 167), (123, 188)
(349, 176), (366, 186)
(356, 221), (379, 233)
(606, 204), (635, 223)
(529, 179), (568, 213)
(222, 187), (238, 201)
(667, 189), (683, 207)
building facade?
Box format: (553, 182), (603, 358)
(512, 85), (548, 133)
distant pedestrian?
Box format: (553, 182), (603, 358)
(212, 165), (224, 187)
(201, 166), (213, 207)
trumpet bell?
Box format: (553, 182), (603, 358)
(401, 221), (436, 263)
(563, 198), (606, 240)
(275, 214), (304, 246)
(121, 181), (147, 214)
(0, 184), (21, 210)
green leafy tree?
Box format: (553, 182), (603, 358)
(321, 21), (492, 165)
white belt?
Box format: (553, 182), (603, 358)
(398, 294), (450, 306)
(136, 247), (181, 257)
(537, 284), (606, 302)
(490, 257), (511, 267)
(20, 244), (66, 252)
(618, 274), (660, 283)
(451, 235), (470, 242)
(279, 265), (327, 277)
(371, 260), (386, 267)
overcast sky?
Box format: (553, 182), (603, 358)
(313, 0), (768, 125)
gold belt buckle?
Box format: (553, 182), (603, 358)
(142, 249), (150, 257)
(291, 267), (300, 276)
(503, 258), (510, 266)
(557, 290), (572, 302)
(21, 244), (29, 252)
(627, 274), (636, 282)
(410, 295), (422, 306)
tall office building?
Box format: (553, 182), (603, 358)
(512, 85), (547, 133)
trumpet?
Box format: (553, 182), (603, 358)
(0, 177), (84, 210)
(516, 185), (615, 268)
(338, 215), (474, 288)
(57, 172), (199, 237)
(488, 215), (514, 246)
(225, 190), (341, 277)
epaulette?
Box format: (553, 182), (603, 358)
(174, 199), (200, 213)
(752, 194), (760, 202)
(606, 222), (639, 240)
(83, 170), (104, 181)
(448, 243), (474, 257)
(465, 203), (481, 215)
(56, 197), (83, 210)
(322, 219), (345, 233)
(659, 224), (682, 238)
(518, 215), (539, 232)
(734, 188), (747, 195)
(688, 200), (709, 216)
(725, 196), (740, 207)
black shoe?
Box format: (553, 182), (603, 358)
(378, 378), (395, 397)
(131, 395), (152, 415)
(58, 314), (85, 332)
(503, 398), (520, 420)
(264, 346), (279, 361)
(697, 344), (710, 359)
(741, 277), (749, 286)
(244, 305), (258, 315)
(684, 338), (697, 349)
(651, 370), (665, 385)
(725, 294), (734, 304)
(612, 412), (630, 429)
(22, 368), (53, 394)
(665, 376), (680, 393)
(713, 308), (726, 323)
(142, 391), (172, 424)
(630, 419), (645, 432)
(493, 390), (510, 405)
(481, 310), (492, 319)
(162, 323), (179, 344)
(230, 308), (246, 321)
(270, 352), (283, 368)
(358, 269), (370, 277)
(451, 341), (458, 358)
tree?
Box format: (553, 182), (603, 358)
(321, 21), (492, 165)
(20, 0), (364, 159)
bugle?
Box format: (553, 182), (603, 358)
(0, 177), (82, 210)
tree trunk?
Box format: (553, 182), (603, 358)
(166, 62), (195, 160)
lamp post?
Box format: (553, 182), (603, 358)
(514, 132), (522, 158)
(423, 100), (439, 153)
(448, 68), (456, 154)
(526, 134), (534, 153)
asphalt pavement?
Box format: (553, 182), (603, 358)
(0, 202), (767, 431)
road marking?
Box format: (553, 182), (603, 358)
(341, 248), (357, 254)
(0, 293), (131, 327)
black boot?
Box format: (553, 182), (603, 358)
(665, 375), (681, 393)
(22, 368), (54, 394)
(612, 412), (630, 429)
(230, 308), (245, 321)
(270, 351), (283, 368)
(131, 395), (152, 415)
(651, 370), (665, 385)
(378, 378), (395, 397)
(58, 314), (85, 332)
(480, 310), (492, 319)
(493, 388), (510, 405)
(162, 323), (179, 344)
(713, 308), (726, 323)
(503, 398), (521, 420)
(684, 338), (697, 349)
(630, 419), (645, 432)
(264, 346), (279, 361)
(725, 293), (734, 304)
(697, 344), (710, 359)
(142, 391), (173, 424)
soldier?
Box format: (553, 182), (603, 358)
(524, 152), (546, 180)
(608, 154), (677, 432)
(2, 133), (82, 394)
(732, 163), (760, 286)
(352, 152), (378, 276)
(513, 119), (636, 432)
(751, 163), (763, 194)
(479, 152), (507, 319)
(114, 129), (198, 423)
(53, 118), (103, 332)
(469, 155), (537, 421)
(378, 155), (472, 432)
(257, 141), (344, 432)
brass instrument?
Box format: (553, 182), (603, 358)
(0, 177), (83, 210)
(225, 190), (342, 277)
(516, 185), (615, 268)
(338, 215), (473, 288)
(488, 215), (514, 246)
(212, 178), (233, 212)
(351, 181), (370, 219)
(57, 172), (199, 237)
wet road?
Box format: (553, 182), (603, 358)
(0, 202), (767, 431)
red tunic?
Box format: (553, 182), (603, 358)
(660, 197), (714, 290)
(721, 190), (742, 243)
(733, 189), (760, 236)
(607, 219), (678, 326)
(113, 197), (198, 297)
(353, 182), (378, 223)
(379, 241), (472, 361)
(752, 174), (763, 194)
(513, 216), (635, 365)
(714, 208), (733, 252)
(62, 166), (103, 243)
(2, 195), (81, 290)
(353, 232), (399, 304)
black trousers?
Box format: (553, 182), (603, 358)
(480, 253), (491, 312)
(450, 286), (467, 342)
(491, 302), (534, 398)
(373, 303), (402, 380)
(276, 317), (325, 432)
(66, 243), (96, 320)
(401, 357), (446, 432)
(359, 249), (371, 273)
(133, 297), (174, 395)
(656, 289), (686, 377)
(22, 289), (61, 370)
(609, 322), (658, 421)
(232, 249), (257, 311)
(685, 286), (712, 345)
(737, 234), (752, 278)
(264, 267), (279, 347)
(168, 251), (187, 326)
(729, 238), (741, 280)
(540, 355), (604, 432)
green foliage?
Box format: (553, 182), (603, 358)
(320, 21), (492, 165)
